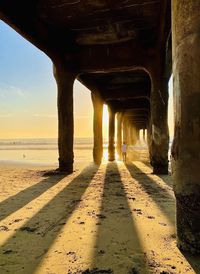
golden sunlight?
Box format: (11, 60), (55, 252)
(103, 104), (109, 140)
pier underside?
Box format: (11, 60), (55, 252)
(0, 0), (200, 256)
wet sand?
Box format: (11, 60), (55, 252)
(0, 152), (200, 273)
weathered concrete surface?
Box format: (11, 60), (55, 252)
(171, 0), (200, 253)
(149, 73), (169, 175)
(116, 113), (123, 159)
(108, 106), (115, 161)
(53, 61), (76, 173)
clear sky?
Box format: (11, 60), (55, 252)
(0, 20), (174, 139)
(0, 20), (95, 139)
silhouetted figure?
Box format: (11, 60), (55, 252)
(121, 142), (127, 162)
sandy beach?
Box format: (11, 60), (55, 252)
(0, 149), (200, 274)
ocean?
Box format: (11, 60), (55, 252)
(0, 138), (169, 168)
(0, 138), (95, 166)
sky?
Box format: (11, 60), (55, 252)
(0, 20), (174, 139)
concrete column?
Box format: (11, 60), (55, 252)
(126, 122), (131, 146)
(53, 62), (76, 173)
(136, 129), (140, 143)
(143, 129), (146, 142)
(133, 126), (139, 146)
(117, 113), (123, 159)
(172, 0), (200, 253)
(129, 125), (134, 146)
(150, 73), (169, 174)
(108, 106), (115, 161)
(91, 93), (103, 164)
(123, 117), (128, 144)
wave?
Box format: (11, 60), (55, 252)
(0, 138), (108, 150)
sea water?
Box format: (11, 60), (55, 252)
(0, 138), (171, 169)
(0, 138), (95, 166)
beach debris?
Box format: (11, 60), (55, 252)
(14, 218), (23, 223)
(133, 208), (142, 215)
(3, 249), (13, 254)
(20, 226), (37, 233)
(81, 268), (113, 274)
(66, 251), (79, 263)
(147, 215), (155, 219)
(127, 196), (136, 201)
(159, 222), (167, 226)
(0, 225), (9, 231)
(79, 221), (85, 225)
(98, 249), (105, 255)
(96, 214), (106, 219)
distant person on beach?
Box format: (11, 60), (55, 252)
(121, 142), (127, 162)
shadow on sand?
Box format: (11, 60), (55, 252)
(141, 161), (173, 188)
(181, 251), (200, 273)
(126, 161), (200, 273)
(0, 164), (99, 274)
(90, 162), (148, 274)
(0, 172), (66, 222)
(125, 162), (175, 226)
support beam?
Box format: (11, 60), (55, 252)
(92, 93), (103, 165)
(73, 41), (151, 73)
(130, 126), (138, 146)
(143, 129), (146, 142)
(136, 129), (140, 143)
(172, 0), (200, 253)
(53, 61), (76, 173)
(117, 113), (123, 159)
(103, 87), (150, 102)
(149, 73), (169, 174)
(108, 106), (116, 161)
(123, 117), (128, 144)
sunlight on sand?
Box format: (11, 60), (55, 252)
(0, 174), (71, 246)
(36, 165), (106, 274)
(134, 161), (174, 198)
(0, 160), (199, 273)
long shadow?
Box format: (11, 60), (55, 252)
(0, 164), (99, 274)
(0, 172), (66, 222)
(181, 251), (200, 273)
(142, 161), (173, 188)
(136, 162), (200, 272)
(91, 162), (148, 273)
(125, 162), (175, 226)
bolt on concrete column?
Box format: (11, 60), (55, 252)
(172, 0), (200, 253)
(117, 112), (123, 159)
(108, 106), (115, 161)
(150, 73), (169, 174)
(91, 93), (103, 165)
(53, 62), (76, 173)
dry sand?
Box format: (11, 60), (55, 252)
(0, 153), (200, 273)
